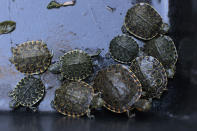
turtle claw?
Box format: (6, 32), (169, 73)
(87, 114), (95, 119)
(30, 106), (38, 112)
(126, 110), (135, 118)
(87, 109), (95, 119)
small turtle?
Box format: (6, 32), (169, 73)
(8, 76), (45, 111)
(144, 35), (178, 78)
(93, 64), (151, 117)
(130, 56), (168, 99)
(10, 41), (53, 75)
(51, 81), (104, 118)
(109, 34), (139, 64)
(124, 3), (169, 40)
(49, 49), (93, 81)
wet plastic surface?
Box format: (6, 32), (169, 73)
(0, 0), (197, 130)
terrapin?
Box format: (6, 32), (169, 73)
(144, 35), (178, 78)
(8, 76), (45, 111)
(124, 3), (169, 40)
(10, 41), (53, 75)
(109, 34), (139, 64)
(51, 81), (104, 118)
(93, 64), (151, 117)
(130, 56), (168, 99)
(49, 49), (93, 81)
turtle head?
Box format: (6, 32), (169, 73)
(134, 99), (152, 112)
(166, 67), (176, 78)
(85, 48), (102, 58)
(91, 92), (104, 109)
(160, 23), (170, 34)
(48, 61), (61, 74)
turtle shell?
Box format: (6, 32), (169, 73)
(11, 76), (45, 107)
(11, 41), (53, 74)
(124, 3), (163, 40)
(109, 34), (139, 64)
(144, 35), (178, 77)
(130, 56), (168, 98)
(93, 64), (142, 113)
(60, 49), (93, 80)
(53, 81), (94, 117)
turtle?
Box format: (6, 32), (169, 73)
(51, 81), (104, 118)
(144, 35), (178, 78)
(130, 56), (168, 99)
(8, 75), (45, 111)
(124, 3), (169, 40)
(109, 34), (139, 64)
(9, 40), (53, 75)
(93, 64), (151, 117)
(49, 49), (93, 81)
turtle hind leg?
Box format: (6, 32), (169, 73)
(29, 106), (38, 112)
(134, 99), (152, 112)
(50, 100), (56, 110)
(86, 109), (95, 119)
(9, 99), (20, 109)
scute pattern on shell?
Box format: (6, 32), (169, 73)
(124, 3), (162, 40)
(60, 50), (93, 80)
(145, 35), (178, 69)
(12, 76), (45, 107)
(109, 35), (139, 64)
(93, 64), (142, 113)
(53, 81), (94, 117)
(11, 41), (52, 74)
(130, 56), (168, 98)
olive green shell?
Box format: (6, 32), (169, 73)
(124, 3), (163, 40)
(109, 35), (139, 64)
(53, 81), (94, 117)
(144, 35), (178, 77)
(11, 76), (45, 107)
(60, 50), (93, 80)
(93, 64), (142, 113)
(130, 56), (167, 98)
(11, 41), (53, 74)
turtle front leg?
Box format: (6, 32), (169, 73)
(8, 90), (15, 97)
(126, 110), (135, 118)
(9, 99), (20, 109)
(160, 22), (170, 34)
(86, 109), (95, 119)
(134, 99), (152, 112)
(91, 92), (104, 109)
